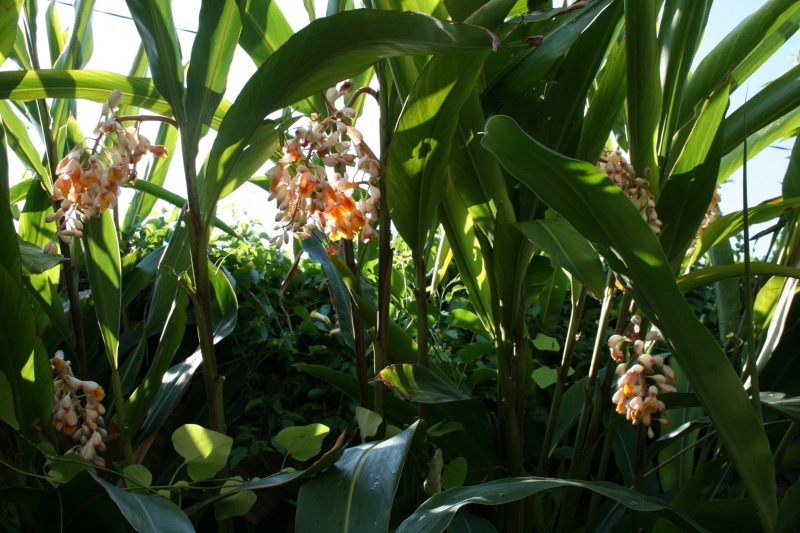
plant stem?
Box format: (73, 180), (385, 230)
(741, 123), (762, 421)
(538, 285), (587, 476)
(23, 8), (89, 377)
(415, 252), (430, 424)
(110, 364), (135, 466)
(559, 275), (615, 533)
(344, 240), (369, 407)
(375, 61), (392, 431)
(182, 145), (225, 434)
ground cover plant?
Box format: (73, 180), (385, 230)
(2, 0), (800, 531)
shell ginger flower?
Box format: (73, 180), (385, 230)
(267, 82), (380, 248)
(51, 351), (108, 467)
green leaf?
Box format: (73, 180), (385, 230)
(386, 45), (491, 254)
(185, 0), (241, 155)
(172, 424), (233, 482)
(185, 432), (348, 516)
(82, 211), (121, 368)
(329, 252), (416, 362)
(208, 261), (238, 341)
(717, 106), (800, 183)
(723, 62), (800, 157)
(448, 308), (489, 337)
(624, 0), (661, 189)
(237, 0), (294, 66)
(144, 214), (190, 336)
(0, 70), (230, 130)
(302, 233), (355, 351)
(355, 406), (383, 442)
(482, 0), (615, 112)
(204, 9), (496, 225)
(576, 38), (626, 162)
(377, 364), (470, 403)
(482, 114), (778, 532)
(123, 464), (153, 492)
(126, 179), (238, 237)
(532, 334), (560, 353)
(690, 197), (800, 265)
(657, 0), (711, 159)
(516, 218), (606, 299)
(126, 288), (188, 433)
(124, 0), (185, 125)
(214, 477), (257, 521)
(657, 82), (728, 263)
(0, 0), (22, 68)
(18, 237), (61, 274)
(441, 457), (467, 490)
(46, 455), (95, 487)
(776, 480), (800, 533)
(0, 101), (50, 193)
(296, 421), (420, 533)
(275, 423), (330, 462)
(652, 459), (726, 533)
(397, 477), (708, 533)
(91, 473), (193, 533)
(439, 179), (494, 335)
(676, 262), (800, 295)
(0, 371), (19, 429)
(681, 0), (800, 123)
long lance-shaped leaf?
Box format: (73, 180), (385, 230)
(126, 288), (188, 433)
(676, 263), (800, 294)
(482, 114), (778, 532)
(516, 218), (606, 299)
(0, 0), (22, 68)
(82, 211), (121, 368)
(722, 62), (800, 156)
(185, 0), (241, 156)
(126, 179), (238, 237)
(680, 0), (800, 124)
(0, 70), (231, 130)
(657, 0), (711, 159)
(387, 50), (490, 254)
(0, 120), (52, 436)
(124, 0), (185, 127)
(237, 0), (293, 66)
(386, 0), (515, 255)
(0, 100), (50, 192)
(296, 422), (420, 533)
(624, 0), (661, 190)
(481, 0), (615, 113)
(397, 477), (708, 533)
(203, 9), (496, 226)
(689, 197), (800, 265)
(439, 179), (494, 335)
(576, 38), (626, 162)
(657, 82), (728, 264)
(718, 106), (800, 183)
(50, 0), (95, 156)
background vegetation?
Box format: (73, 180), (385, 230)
(2, 0), (800, 531)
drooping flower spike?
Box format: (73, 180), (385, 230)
(266, 81), (381, 248)
(51, 351), (108, 466)
(609, 317), (674, 438)
(43, 90), (169, 253)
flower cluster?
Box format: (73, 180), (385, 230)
(51, 351), (108, 466)
(608, 317), (676, 438)
(599, 151), (663, 235)
(267, 82), (380, 248)
(43, 89), (167, 254)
